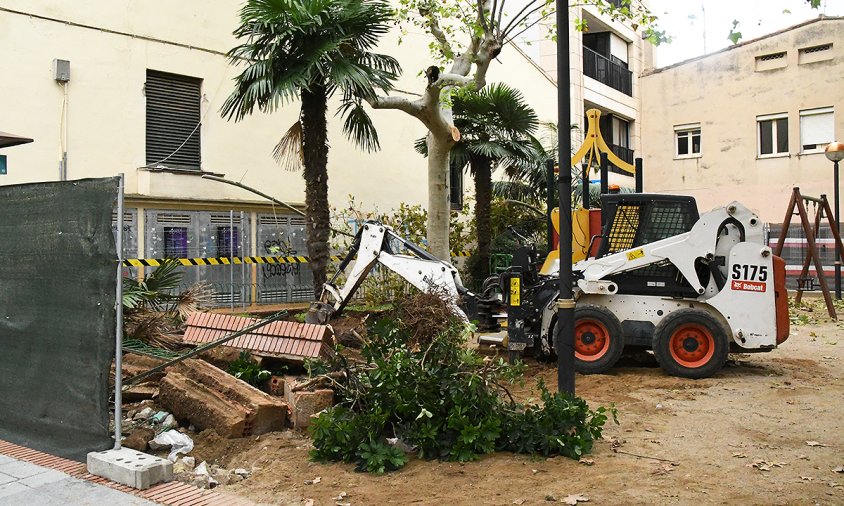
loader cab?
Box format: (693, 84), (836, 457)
(597, 194), (699, 258)
(596, 194), (703, 298)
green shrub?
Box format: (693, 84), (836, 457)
(307, 293), (615, 473)
(227, 351), (271, 387)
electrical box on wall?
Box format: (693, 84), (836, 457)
(53, 59), (70, 82)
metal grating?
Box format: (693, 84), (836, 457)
(156, 213), (191, 224)
(758, 51), (786, 61)
(210, 214), (242, 225)
(800, 43), (832, 54)
(605, 204), (640, 253)
(260, 215), (288, 225)
(145, 70), (202, 170)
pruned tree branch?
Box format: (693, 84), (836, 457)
(432, 72), (474, 89)
(365, 94), (425, 117)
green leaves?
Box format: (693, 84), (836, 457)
(727, 19), (743, 45)
(227, 351), (273, 387)
(222, 0), (401, 152)
(122, 259), (184, 311)
(308, 304), (614, 473)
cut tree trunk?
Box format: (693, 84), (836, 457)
(426, 130), (455, 260)
(300, 85), (331, 298)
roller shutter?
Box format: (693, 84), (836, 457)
(145, 70), (202, 169)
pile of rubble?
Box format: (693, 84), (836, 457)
(117, 342), (336, 489)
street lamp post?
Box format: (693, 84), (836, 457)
(555, 0), (575, 395)
(826, 142), (844, 300)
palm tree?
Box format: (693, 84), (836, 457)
(221, 0), (400, 297)
(419, 84), (543, 281)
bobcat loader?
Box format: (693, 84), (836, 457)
(307, 194), (789, 379)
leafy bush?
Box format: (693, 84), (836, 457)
(308, 292), (615, 473)
(227, 351), (271, 387)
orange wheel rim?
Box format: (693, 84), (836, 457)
(574, 318), (610, 361)
(669, 323), (715, 368)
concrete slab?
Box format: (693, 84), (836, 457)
(87, 448), (172, 490)
(0, 455), (14, 465)
(0, 472), (16, 486)
(0, 460), (49, 479)
(0, 480), (30, 498)
(2, 477), (156, 505)
(18, 469), (67, 488)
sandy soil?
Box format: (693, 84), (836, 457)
(192, 304), (844, 505)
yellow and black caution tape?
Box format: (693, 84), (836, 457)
(123, 251), (473, 267)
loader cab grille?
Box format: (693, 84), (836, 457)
(599, 194), (699, 257)
(598, 194), (701, 298)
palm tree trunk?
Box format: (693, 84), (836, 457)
(472, 156), (493, 279)
(300, 85), (330, 298)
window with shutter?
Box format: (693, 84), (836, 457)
(800, 107), (834, 153)
(145, 70), (202, 170)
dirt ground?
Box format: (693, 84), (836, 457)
(192, 302), (844, 505)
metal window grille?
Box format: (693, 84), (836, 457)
(216, 226), (240, 257)
(164, 227), (188, 258)
(800, 43), (832, 54)
(758, 52), (786, 61)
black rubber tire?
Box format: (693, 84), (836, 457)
(652, 309), (729, 379)
(572, 305), (625, 374)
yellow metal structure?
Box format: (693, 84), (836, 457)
(570, 109), (636, 175)
(537, 108), (635, 275)
(539, 208), (591, 275)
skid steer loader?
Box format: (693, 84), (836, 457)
(307, 194), (789, 379)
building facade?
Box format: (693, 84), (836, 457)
(516, 0), (655, 187)
(640, 17), (844, 288)
(0, 0), (558, 305)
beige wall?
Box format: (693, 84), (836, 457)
(641, 18), (844, 222)
(0, 1), (557, 212)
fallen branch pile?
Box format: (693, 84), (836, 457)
(305, 290), (616, 473)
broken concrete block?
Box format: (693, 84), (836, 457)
(285, 388), (334, 429)
(122, 384), (159, 403)
(269, 375), (285, 396)
(159, 359), (288, 438)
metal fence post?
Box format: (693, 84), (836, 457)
(230, 210), (235, 310)
(114, 173), (125, 449)
(241, 210), (246, 308)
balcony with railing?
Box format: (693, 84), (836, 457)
(583, 46), (633, 96)
(609, 143), (634, 165)
(607, 143), (634, 174)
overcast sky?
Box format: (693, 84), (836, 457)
(649, 0), (844, 67)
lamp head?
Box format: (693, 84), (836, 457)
(826, 141), (844, 163)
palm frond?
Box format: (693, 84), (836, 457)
(272, 120), (305, 171)
(338, 99), (380, 153)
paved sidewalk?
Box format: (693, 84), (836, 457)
(0, 454), (154, 505)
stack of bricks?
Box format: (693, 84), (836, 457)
(182, 313), (330, 362)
